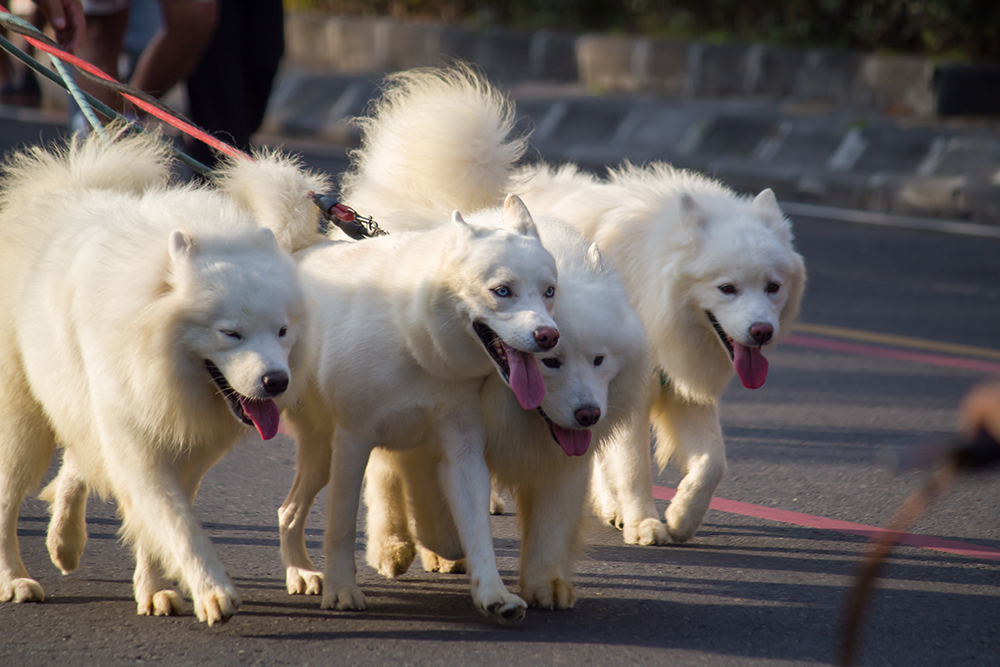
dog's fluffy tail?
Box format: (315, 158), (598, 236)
(213, 149), (332, 253)
(342, 65), (526, 220)
(0, 124), (173, 211)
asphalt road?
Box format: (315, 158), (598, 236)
(1, 116), (998, 667)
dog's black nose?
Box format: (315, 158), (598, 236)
(533, 326), (560, 350)
(574, 405), (601, 427)
(749, 322), (774, 345)
(261, 371), (289, 396)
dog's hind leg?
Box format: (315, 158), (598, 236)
(40, 450), (89, 574)
(363, 449), (416, 578)
(0, 395), (56, 603)
(596, 409), (669, 546)
(279, 408), (333, 596)
(652, 391), (726, 544)
(516, 456), (590, 610)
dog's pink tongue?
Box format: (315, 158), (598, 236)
(552, 424), (592, 457)
(240, 398), (281, 440)
(733, 343), (769, 389)
(502, 342), (545, 410)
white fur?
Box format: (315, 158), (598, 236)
(515, 162), (807, 544)
(0, 127), (312, 625)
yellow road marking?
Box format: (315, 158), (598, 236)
(793, 322), (1000, 362)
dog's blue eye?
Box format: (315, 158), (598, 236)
(493, 286), (510, 297)
(220, 329), (242, 340)
(594, 356), (604, 367)
(718, 284), (737, 295)
(542, 357), (562, 369)
(544, 286), (555, 298)
(279, 326), (288, 337)
(766, 282), (781, 294)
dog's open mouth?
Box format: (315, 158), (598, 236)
(205, 360), (281, 440)
(706, 311), (768, 390)
(473, 321), (545, 410)
(536, 408), (591, 457)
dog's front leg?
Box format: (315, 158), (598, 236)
(594, 407), (669, 546)
(517, 456), (591, 609)
(651, 390), (726, 544)
(438, 416), (526, 625)
(97, 425), (238, 626)
(320, 428), (370, 611)
(279, 409), (333, 596)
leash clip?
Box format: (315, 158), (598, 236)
(312, 192), (387, 240)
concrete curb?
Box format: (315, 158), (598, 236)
(285, 13), (950, 117)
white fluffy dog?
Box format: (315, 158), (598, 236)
(516, 163), (807, 545)
(0, 128), (324, 624)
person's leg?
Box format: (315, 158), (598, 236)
(128, 0), (216, 97)
(74, 2), (130, 114)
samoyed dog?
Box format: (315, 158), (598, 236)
(0, 127), (323, 625)
(516, 163), (807, 545)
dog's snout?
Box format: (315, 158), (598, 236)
(574, 405), (601, 428)
(533, 326), (560, 351)
(749, 322), (773, 345)
(261, 370), (289, 396)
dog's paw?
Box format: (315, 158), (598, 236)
(286, 565), (323, 595)
(321, 585), (366, 611)
(478, 590), (527, 625)
(489, 490), (506, 515)
(0, 577), (45, 603)
(370, 538), (416, 579)
(419, 547), (467, 574)
(46, 519), (87, 575)
(136, 589), (185, 617)
(523, 578), (576, 610)
(194, 586), (240, 626)
(665, 505), (699, 544)
(623, 518), (669, 546)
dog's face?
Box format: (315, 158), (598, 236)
(683, 190), (805, 389)
(534, 255), (647, 457)
(168, 228), (306, 439)
(452, 195), (559, 411)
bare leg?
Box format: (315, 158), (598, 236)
(128, 0), (218, 97)
(74, 8), (129, 114)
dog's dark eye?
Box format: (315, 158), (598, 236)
(493, 286), (510, 297)
(594, 356), (604, 367)
(766, 282), (781, 294)
(220, 329), (242, 340)
(718, 284), (737, 295)
(542, 357), (562, 369)
(279, 326), (288, 337)
(544, 286), (555, 298)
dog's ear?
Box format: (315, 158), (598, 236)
(502, 194), (538, 237)
(168, 229), (196, 263)
(585, 242), (604, 271)
(778, 249), (807, 334)
(679, 193), (707, 232)
(255, 227), (278, 250)
(752, 188), (793, 241)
